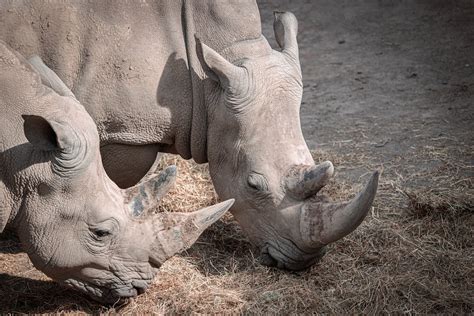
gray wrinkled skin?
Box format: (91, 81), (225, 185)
(0, 42), (233, 303)
(0, 1), (378, 270)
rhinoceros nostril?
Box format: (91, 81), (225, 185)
(260, 250), (277, 267)
(111, 286), (138, 299)
(259, 242), (328, 270)
(131, 280), (149, 295)
(259, 244), (278, 267)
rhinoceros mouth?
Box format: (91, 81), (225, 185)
(259, 239), (327, 271)
(62, 277), (152, 304)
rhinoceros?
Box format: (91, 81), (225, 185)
(0, 41), (234, 302)
(0, 1), (378, 270)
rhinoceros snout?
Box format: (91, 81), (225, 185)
(259, 241), (327, 271)
(101, 280), (152, 303)
(255, 170), (379, 270)
(131, 280), (149, 294)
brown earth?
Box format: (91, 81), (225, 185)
(1, 0), (473, 314)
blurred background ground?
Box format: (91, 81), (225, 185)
(1, 0), (473, 314)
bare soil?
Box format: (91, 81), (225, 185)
(1, 0), (473, 314)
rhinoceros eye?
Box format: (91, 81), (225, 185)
(247, 173), (269, 192)
(92, 228), (111, 238)
(90, 220), (118, 241)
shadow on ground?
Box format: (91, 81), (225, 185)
(0, 231), (22, 254)
(0, 273), (106, 313)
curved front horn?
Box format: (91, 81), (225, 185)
(300, 171), (379, 247)
(124, 165), (177, 216)
(286, 161), (334, 200)
(148, 199), (235, 266)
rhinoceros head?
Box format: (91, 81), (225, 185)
(19, 106), (233, 302)
(19, 115), (234, 301)
(1, 52), (233, 303)
(200, 12), (379, 270)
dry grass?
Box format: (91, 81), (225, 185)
(0, 148), (473, 314)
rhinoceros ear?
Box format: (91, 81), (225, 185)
(28, 55), (77, 101)
(273, 11), (299, 63)
(199, 41), (247, 91)
(22, 115), (76, 152)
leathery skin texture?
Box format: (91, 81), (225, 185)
(0, 1), (378, 270)
(0, 42), (234, 302)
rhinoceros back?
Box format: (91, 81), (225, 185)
(0, 1), (189, 143)
(0, 1), (262, 147)
(0, 41), (44, 232)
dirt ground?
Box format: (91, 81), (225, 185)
(1, 0), (472, 314)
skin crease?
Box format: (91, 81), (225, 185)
(0, 2), (378, 270)
(0, 42), (234, 302)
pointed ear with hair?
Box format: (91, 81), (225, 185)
(273, 11), (299, 63)
(198, 41), (247, 92)
(28, 55), (77, 101)
(22, 115), (76, 152)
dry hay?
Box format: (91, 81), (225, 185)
(0, 149), (472, 314)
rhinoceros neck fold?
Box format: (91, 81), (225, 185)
(181, 0), (271, 163)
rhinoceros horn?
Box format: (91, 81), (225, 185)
(285, 161), (334, 200)
(298, 171), (379, 247)
(123, 166), (234, 264)
(124, 165), (177, 216)
(148, 199), (234, 265)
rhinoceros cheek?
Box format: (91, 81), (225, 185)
(60, 264), (155, 303)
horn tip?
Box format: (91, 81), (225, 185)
(194, 199), (235, 226)
(219, 198), (235, 211)
(212, 199), (235, 217)
(361, 170), (380, 199)
(370, 170), (380, 184)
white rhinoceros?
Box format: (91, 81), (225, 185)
(0, 1), (378, 270)
(0, 41), (234, 302)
